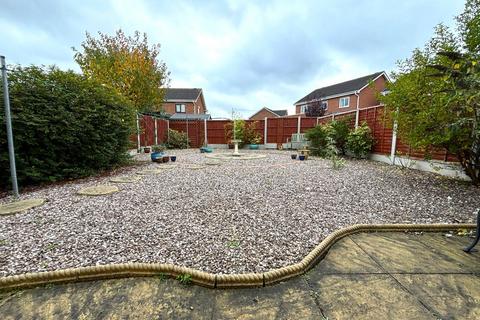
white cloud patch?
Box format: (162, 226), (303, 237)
(0, 0), (465, 118)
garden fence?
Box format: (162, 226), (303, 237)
(133, 106), (456, 162)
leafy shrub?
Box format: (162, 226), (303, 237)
(0, 65), (135, 189)
(224, 119), (246, 147)
(324, 119), (350, 155)
(305, 125), (328, 156)
(324, 137), (346, 169)
(166, 129), (189, 149)
(152, 144), (166, 153)
(243, 121), (262, 145)
(346, 122), (374, 158)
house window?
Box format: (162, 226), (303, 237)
(175, 104), (186, 113)
(300, 104), (308, 113)
(339, 97), (350, 108)
(322, 101), (328, 110)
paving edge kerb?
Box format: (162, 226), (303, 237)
(0, 223), (475, 291)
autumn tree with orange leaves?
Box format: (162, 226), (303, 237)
(74, 30), (170, 113)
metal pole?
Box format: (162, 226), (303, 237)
(1, 56), (19, 197)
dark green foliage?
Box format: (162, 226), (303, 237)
(380, 1), (480, 185)
(346, 123), (374, 159)
(305, 125), (328, 156)
(324, 119), (351, 155)
(166, 129), (189, 149)
(0, 66), (135, 189)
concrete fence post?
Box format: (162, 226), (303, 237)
(316, 117), (319, 126)
(154, 118), (158, 145)
(332, 114), (335, 121)
(167, 120), (170, 142)
(297, 116), (301, 134)
(136, 113), (141, 153)
(390, 119), (398, 165)
(204, 119), (208, 146)
(264, 117), (268, 146)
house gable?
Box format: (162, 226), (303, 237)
(249, 107), (288, 120)
(294, 72), (389, 115)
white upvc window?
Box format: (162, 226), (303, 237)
(322, 101), (328, 110)
(300, 104), (308, 113)
(175, 104), (186, 113)
(339, 97), (350, 108)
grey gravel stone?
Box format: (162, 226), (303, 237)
(0, 149), (479, 277)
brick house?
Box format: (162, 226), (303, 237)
(294, 71), (389, 116)
(249, 107), (288, 120)
(162, 88), (208, 116)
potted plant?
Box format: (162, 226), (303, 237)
(170, 155), (177, 162)
(200, 143), (213, 153)
(144, 146), (151, 153)
(248, 135), (261, 150)
(291, 154), (297, 160)
(151, 145), (166, 162)
(299, 154), (306, 161)
(298, 146), (310, 160)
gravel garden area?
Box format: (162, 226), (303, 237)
(0, 149), (479, 277)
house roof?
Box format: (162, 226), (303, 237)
(270, 109), (288, 116)
(169, 113), (211, 121)
(249, 107), (288, 119)
(294, 71), (386, 105)
(165, 88), (202, 101)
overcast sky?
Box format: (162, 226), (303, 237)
(1, 0), (464, 118)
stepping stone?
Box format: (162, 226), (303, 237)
(77, 185), (119, 196)
(0, 198), (45, 216)
(136, 167), (175, 175)
(205, 161), (221, 166)
(184, 164), (207, 170)
(110, 176), (141, 183)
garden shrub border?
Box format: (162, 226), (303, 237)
(0, 223), (474, 291)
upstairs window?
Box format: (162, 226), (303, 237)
(300, 104), (308, 113)
(339, 97), (350, 108)
(175, 104), (186, 113)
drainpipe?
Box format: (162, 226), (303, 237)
(354, 91), (360, 128)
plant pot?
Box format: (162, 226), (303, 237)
(170, 155), (177, 162)
(200, 148), (206, 153)
(144, 147), (151, 153)
(228, 144), (234, 149)
(162, 156), (170, 163)
(299, 155), (305, 161)
(291, 154), (297, 160)
(249, 144), (259, 150)
(151, 152), (164, 162)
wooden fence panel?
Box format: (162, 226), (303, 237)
(132, 108), (457, 162)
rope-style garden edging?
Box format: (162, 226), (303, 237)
(0, 223), (475, 291)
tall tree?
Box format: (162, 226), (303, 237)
(73, 30), (170, 113)
(380, 1), (480, 185)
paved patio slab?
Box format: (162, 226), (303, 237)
(0, 232), (478, 319)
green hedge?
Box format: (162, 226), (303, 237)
(0, 66), (135, 189)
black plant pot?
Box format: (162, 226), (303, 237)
(291, 154), (297, 160)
